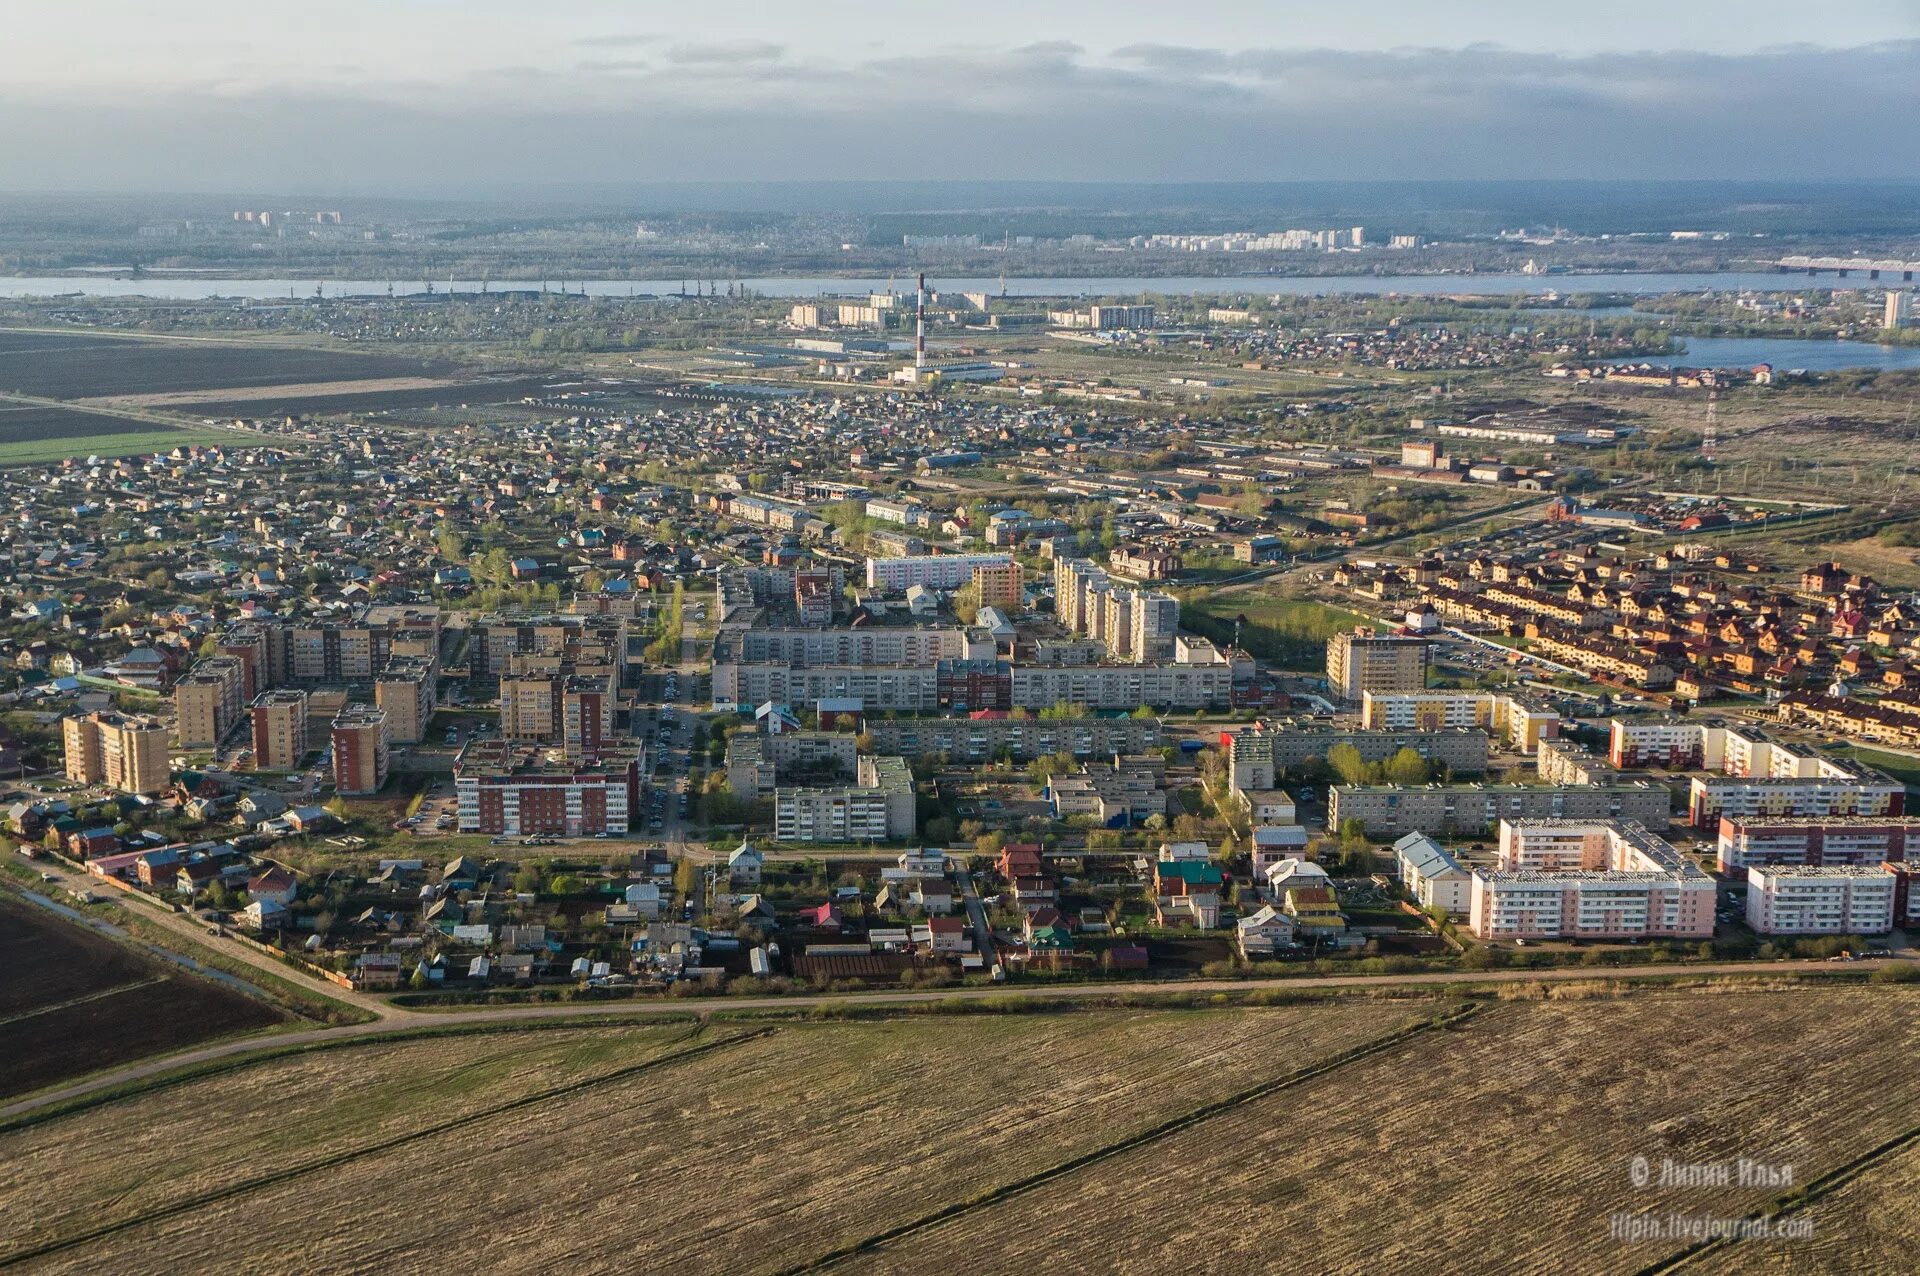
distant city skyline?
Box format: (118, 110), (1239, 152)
(4, 2), (1919, 192)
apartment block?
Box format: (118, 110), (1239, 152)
(1361, 690), (1558, 751)
(716, 662), (942, 713)
(454, 740), (641, 836)
(1052, 556), (1181, 662)
(865, 497), (933, 528)
(1596, 721), (1910, 828)
(174, 655), (247, 749)
(971, 559), (1024, 611)
(793, 569), (835, 626)
(865, 714), (1163, 763)
(63, 711), (169, 795)
(1689, 770), (1905, 827)
(1537, 738), (1619, 787)
(1608, 718), (1707, 769)
(718, 624), (978, 667)
(1327, 632), (1428, 702)
(1225, 725), (1277, 790)
(774, 755), (917, 843)
(249, 688), (309, 771)
(726, 730), (860, 797)
(1745, 865), (1896, 936)
(1010, 657), (1231, 711)
(1224, 721), (1489, 782)
(1331, 781), (1673, 837)
(1131, 591), (1180, 662)
(1715, 817), (1920, 873)
(375, 655), (436, 745)
(1468, 820), (1714, 942)
(331, 706), (390, 796)
(500, 671), (613, 760)
(865, 553), (1012, 592)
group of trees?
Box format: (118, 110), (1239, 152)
(642, 581), (686, 665)
(1324, 743), (1436, 787)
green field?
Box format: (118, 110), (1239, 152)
(0, 427), (246, 466)
(1182, 590), (1378, 669)
(1839, 746), (1920, 790)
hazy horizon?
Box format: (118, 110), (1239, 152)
(4, 2), (1919, 195)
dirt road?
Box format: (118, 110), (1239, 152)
(0, 950), (1883, 1124)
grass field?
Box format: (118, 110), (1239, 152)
(8, 987), (1919, 1273)
(1183, 590), (1377, 669)
(0, 894), (288, 1100)
(0, 426), (246, 466)
(1838, 746), (1920, 790)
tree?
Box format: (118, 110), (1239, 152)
(950, 580), (982, 625)
(409, 963), (430, 990)
(1326, 743), (1367, 787)
(1383, 747), (1430, 787)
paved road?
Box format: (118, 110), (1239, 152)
(1, 952), (1889, 1124)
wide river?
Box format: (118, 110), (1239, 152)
(1627, 335), (1920, 372)
(0, 269), (1891, 301)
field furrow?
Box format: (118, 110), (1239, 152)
(12, 1003), (1416, 1275)
(832, 989), (1920, 1276)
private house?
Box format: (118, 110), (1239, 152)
(1237, 904), (1298, 957)
(1393, 832), (1471, 916)
(1152, 859), (1224, 928)
(922, 915), (972, 954)
(728, 840), (765, 887)
(247, 866), (298, 907)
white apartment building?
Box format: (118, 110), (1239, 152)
(725, 625), (980, 666)
(1052, 556), (1180, 662)
(1688, 773), (1906, 827)
(773, 756), (916, 843)
(1132, 592), (1180, 662)
(865, 498), (933, 528)
(1745, 865), (1896, 936)
(865, 553), (1013, 592)
(1361, 690), (1559, 751)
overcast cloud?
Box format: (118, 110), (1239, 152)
(2, 11), (1917, 193)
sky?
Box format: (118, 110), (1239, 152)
(4, 1), (1920, 194)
